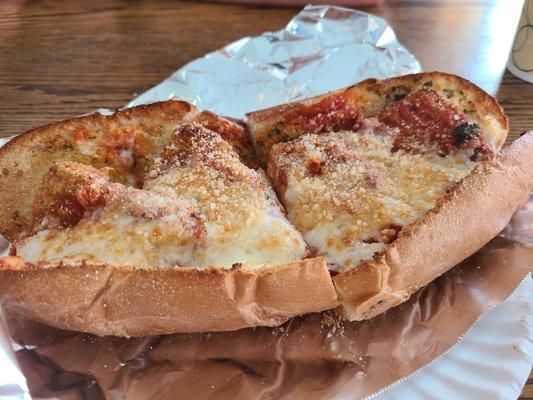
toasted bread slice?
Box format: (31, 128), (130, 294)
(246, 72), (508, 165)
(0, 100), (253, 242)
(0, 108), (338, 336)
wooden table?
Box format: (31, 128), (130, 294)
(0, 0), (531, 397)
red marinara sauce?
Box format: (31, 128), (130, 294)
(281, 92), (364, 137)
(378, 89), (493, 159)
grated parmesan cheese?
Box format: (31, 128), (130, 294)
(14, 124), (308, 270)
(268, 118), (478, 270)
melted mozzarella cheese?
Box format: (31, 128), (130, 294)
(142, 124), (308, 268)
(16, 201), (306, 270)
(193, 212), (307, 268)
(15, 188), (203, 268)
(16, 214), (199, 267)
(16, 125), (308, 270)
(268, 126), (478, 270)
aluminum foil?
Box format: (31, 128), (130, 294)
(0, 4), (531, 400)
(127, 5), (421, 117)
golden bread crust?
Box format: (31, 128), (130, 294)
(0, 257), (338, 337)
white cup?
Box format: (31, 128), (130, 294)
(508, 0), (533, 83)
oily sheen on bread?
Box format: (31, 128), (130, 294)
(0, 103), (338, 337)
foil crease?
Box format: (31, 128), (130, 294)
(127, 5), (421, 118)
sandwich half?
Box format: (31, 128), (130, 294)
(0, 102), (338, 337)
(247, 72), (532, 320)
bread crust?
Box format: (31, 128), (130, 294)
(333, 132), (533, 320)
(0, 257), (338, 337)
(246, 72), (508, 164)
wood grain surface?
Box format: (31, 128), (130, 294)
(0, 0), (531, 397)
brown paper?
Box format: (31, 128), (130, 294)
(3, 198), (532, 400)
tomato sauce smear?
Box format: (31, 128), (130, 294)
(282, 93), (364, 136)
(378, 89), (492, 159)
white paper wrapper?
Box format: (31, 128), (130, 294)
(375, 276), (532, 400)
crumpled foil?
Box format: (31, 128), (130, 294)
(1, 4), (531, 400)
(127, 5), (421, 118)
